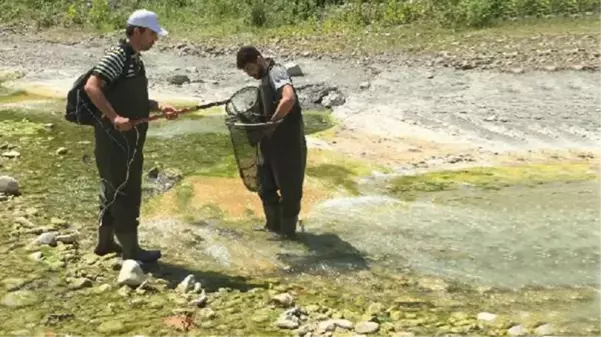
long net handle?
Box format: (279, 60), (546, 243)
(131, 99), (230, 126)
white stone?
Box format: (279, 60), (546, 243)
(117, 260), (146, 287)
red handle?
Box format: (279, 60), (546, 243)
(132, 106), (197, 126)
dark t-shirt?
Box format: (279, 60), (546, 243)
(259, 59), (301, 122)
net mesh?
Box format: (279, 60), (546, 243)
(224, 86), (282, 192)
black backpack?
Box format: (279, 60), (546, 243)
(64, 42), (134, 126)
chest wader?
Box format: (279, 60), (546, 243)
(93, 68), (161, 263)
(256, 72), (307, 240)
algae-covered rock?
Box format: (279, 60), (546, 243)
(534, 323), (553, 336)
(477, 312), (498, 322)
(68, 277), (92, 290)
(271, 292), (294, 308)
(507, 325), (527, 336)
(1, 290), (38, 307)
(366, 302), (384, 315)
(2, 277), (29, 291)
(251, 309), (272, 323)
(97, 320), (127, 334)
(355, 321), (379, 334)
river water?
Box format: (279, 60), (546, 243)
(305, 181), (600, 289)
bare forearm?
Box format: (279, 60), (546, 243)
(270, 97), (294, 121)
(85, 86), (118, 121)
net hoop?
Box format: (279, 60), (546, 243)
(225, 119), (284, 129)
(225, 85), (262, 120)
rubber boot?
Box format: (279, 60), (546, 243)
(254, 204), (281, 233)
(269, 216), (298, 241)
(115, 230), (162, 263)
(93, 226), (122, 256)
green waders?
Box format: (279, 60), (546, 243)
(93, 67), (161, 263)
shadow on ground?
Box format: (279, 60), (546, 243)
(277, 232), (370, 274)
(144, 261), (270, 292)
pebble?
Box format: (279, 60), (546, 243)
(56, 147), (68, 155)
(167, 74), (190, 85)
(333, 319), (354, 329)
(176, 274), (195, 294)
(69, 277), (93, 290)
(1, 150), (20, 158)
(50, 217), (68, 228)
(534, 323), (553, 336)
(94, 284), (112, 294)
(199, 307), (216, 320)
(276, 318), (299, 329)
(322, 91), (346, 108)
(190, 289), (207, 307)
(97, 320), (126, 334)
(484, 115), (498, 122)
(33, 232), (58, 246)
(2, 278), (28, 291)
(192, 281), (202, 293)
(285, 62), (304, 77)
(117, 260), (147, 286)
(355, 321), (379, 334)
(393, 332), (416, 337)
(14, 217), (35, 228)
(0, 176), (19, 196)
(272, 293), (294, 307)
(317, 320), (336, 333)
(508, 325), (526, 336)
(477, 312), (498, 322)
(56, 233), (78, 244)
(359, 81), (371, 90)
(1, 290), (38, 308)
(29, 251), (43, 261)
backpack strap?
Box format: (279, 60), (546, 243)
(111, 39), (135, 87)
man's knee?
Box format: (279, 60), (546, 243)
(279, 182), (303, 217)
(259, 188), (280, 206)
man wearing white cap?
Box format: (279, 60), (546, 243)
(84, 9), (177, 263)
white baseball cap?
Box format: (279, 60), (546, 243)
(127, 9), (168, 37)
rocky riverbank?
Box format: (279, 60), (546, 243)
(0, 22), (599, 336)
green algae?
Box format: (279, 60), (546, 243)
(0, 106), (599, 336)
(386, 162), (599, 200)
(0, 119), (49, 136)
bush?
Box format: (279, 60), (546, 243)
(0, 0), (598, 31)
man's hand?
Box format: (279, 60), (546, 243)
(160, 104), (180, 120)
(111, 115), (132, 132)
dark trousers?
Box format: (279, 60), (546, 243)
(94, 122), (147, 234)
(258, 119), (307, 219)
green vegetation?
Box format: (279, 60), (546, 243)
(0, 0), (597, 38)
(307, 164), (362, 195)
(386, 162), (599, 199)
(0, 0), (601, 57)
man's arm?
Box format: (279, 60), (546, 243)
(148, 99), (179, 119)
(84, 46), (130, 129)
(271, 85), (296, 122)
(84, 75), (120, 122)
(268, 65), (296, 122)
